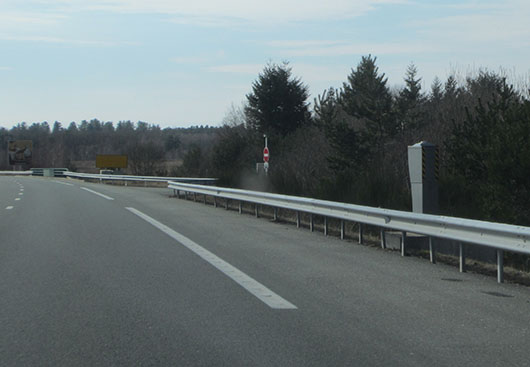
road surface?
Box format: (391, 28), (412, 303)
(1, 176), (529, 366)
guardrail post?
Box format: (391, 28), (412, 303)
(204, 194), (207, 205)
(497, 250), (504, 283)
(459, 243), (466, 273)
(255, 204), (259, 218)
(429, 237), (436, 264)
(359, 224), (364, 245)
(340, 220), (345, 240)
(297, 211), (301, 228)
(274, 208), (278, 221)
(225, 199), (229, 210)
(380, 229), (386, 249)
(239, 201), (242, 214)
(310, 214), (314, 232)
(324, 217), (328, 236)
(193, 192), (197, 202)
(401, 231), (407, 256)
(214, 197), (217, 208)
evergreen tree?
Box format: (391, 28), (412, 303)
(400, 63), (423, 103)
(211, 124), (255, 186)
(314, 87), (365, 172)
(52, 121), (63, 134)
(245, 62), (311, 137)
(444, 75), (459, 99)
(314, 88), (340, 127)
(465, 70), (509, 103)
(447, 80), (529, 224)
(430, 76), (443, 102)
(341, 55), (395, 148)
(396, 63), (425, 131)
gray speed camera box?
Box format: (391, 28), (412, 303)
(408, 141), (439, 214)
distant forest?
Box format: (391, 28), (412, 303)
(0, 121), (216, 176)
(2, 56), (529, 230)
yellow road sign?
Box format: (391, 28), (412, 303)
(96, 155), (128, 168)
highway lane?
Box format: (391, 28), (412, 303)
(1, 176), (530, 366)
(0, 176), (24, 211)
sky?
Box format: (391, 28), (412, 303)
(0, 0), (529, 129)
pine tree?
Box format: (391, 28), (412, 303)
(447, 80), (530, 224)
(400, 63), (423, 103)
(444, 75), (459, 99)
(245, 62), (311, 137)
(430, 77), (443, 102)
(341, 55), (395, 148)
(314, 88), (339, 128)
(396, 63), (425, 131)
(314, 87), (365, 172)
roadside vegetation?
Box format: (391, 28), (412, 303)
(2, 56), (529, 233)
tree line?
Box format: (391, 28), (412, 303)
(0, 120), (216, 176)
(213, 57), (530, 229)
(1, 55), (529, 230)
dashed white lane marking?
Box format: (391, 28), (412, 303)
(15, 198), (21, 201)
(54, 180), (74, 186)
(126, 207), (297, 310)
(6, 206), (13, 210)
(80, 187), (114, 200)
(18, 193), (23, 196)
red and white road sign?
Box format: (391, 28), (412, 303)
(263, 147), (269, 162)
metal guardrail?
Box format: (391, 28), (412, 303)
(169, 182), (530, 284)
(64, 171), (218, 185)
(31, 168), (68, 177)
(0, 171), (32, 176)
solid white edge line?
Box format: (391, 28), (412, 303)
(80, 187), (114, 200)
(125, 207), (297, 310)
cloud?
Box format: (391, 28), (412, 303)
(0, 34), (125, 46)
(14, 0), (407, 24)
(259, 1), (529, 61)
(0, 8), (66, 23)
(172, 51), (225, 64)
(290, 64), (348, 83)
(206, 64), (264, 74)
(267, 40), (344, 48)
(0, 11), (67, 30)
(172, 56), (210, 64)
(413, 0), (530, 48)
(270, 40), (437, 57)
(0, 66), (13, 71)
(425, 15), (530, 47)
(205, 62), (350, 95)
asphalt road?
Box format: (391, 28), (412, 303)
(1, 176), (530, 366)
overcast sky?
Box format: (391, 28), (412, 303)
(1, 0), (529, 129)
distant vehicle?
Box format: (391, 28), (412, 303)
(99, 169), (114, 175)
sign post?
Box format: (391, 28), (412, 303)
(8, 140), (33, 168)
(263, 135), (269, 175)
